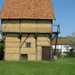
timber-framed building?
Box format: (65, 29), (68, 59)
(0, 0), (60, 60)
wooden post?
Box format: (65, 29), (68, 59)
(35, 20), (38, 60)
(19, 19), (21, 60)
(50, 34), (52, 60)
(19, 34), (21, 60)
(50, 20), (53, 60)
(54, 34), (58, 55)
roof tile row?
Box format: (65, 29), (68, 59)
(0, 0), (55, 19)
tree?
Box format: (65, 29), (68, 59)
(67, 31), (75, 50)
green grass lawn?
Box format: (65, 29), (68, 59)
(0, 58), (75, 75)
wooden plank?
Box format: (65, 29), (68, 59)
(37, 42), (50, 46)
(37, 20), (52, 33)
(4, 54), (19, 60)
(21, 20), (36, 32)
(21, 48), (36, 54)
(5, 42), (19, 47)
(5, 48), (19, 53)
(2, 20), (20, 32)
(21, 34), (35, 42)
(37, 46), (42, 60)
(28, 54), (36, 60)
(6, 37), (20, 42)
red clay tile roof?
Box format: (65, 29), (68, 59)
(0, 0), (55, 19)
(52, 38), (68, 45)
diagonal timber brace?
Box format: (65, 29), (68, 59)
(20, 33), (30, 48)
(52, 34), (57, 40)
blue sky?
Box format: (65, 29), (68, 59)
(0, 0), (75, 37)
(52, 0), (75, 37)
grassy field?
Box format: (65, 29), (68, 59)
(0, 58), (75, 75)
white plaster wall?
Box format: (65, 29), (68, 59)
(52, 45), (71, 53)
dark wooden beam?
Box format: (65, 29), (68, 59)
(54, 34), (58, 55)
(19, 34), (21, 59)
(50, 33), (52, 60)
(52, 34), (57, 40)
(19, 19), (21, 34)
(20, 33), (30, 48)
(19, 33), (30, 60)
(35, 20), (38, 60)
(35, 33), (37, 60)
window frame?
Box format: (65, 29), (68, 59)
(26, 42), (31, 48)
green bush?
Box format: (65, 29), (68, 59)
(57, 52), (61, 58)
(52, 52), (61, 58)
(0, 43), (4, 52)
(64, 52), (75, 57)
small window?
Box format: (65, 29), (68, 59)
(26, 42), (31, 48)
(21, 54), (28, 60)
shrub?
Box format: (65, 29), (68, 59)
(57, 52), (61, 58)
(64, 52), (75, 57)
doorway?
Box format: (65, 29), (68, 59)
(21, 54), (28, 60)
(42, 46), (50, 60)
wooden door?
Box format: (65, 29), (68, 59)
(42, 47), (50, 60)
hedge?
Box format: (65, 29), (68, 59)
(64, 52), (75, 57)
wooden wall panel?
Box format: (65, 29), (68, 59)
(6, 37), (20, 42)
(37, 20), (51, 33)
(37, 41), (50, 46)
(21, 20), (36, 32)
(5, 48), (19, 53)
(37, 34), (50, 46)
(21, 37), (35, 42)
(21, 34), (35, 42)
(21, 34), (35, 48)
(37, 37), (50, 42)
(37, 54), (42, 60)
(37, 46), (42, 60)
(28, 54), (36, 60)
(4, 54), (19, 60)
(21, 48), (36, 54)
(2, 19), (52, 33)
(5, 42), (19, 47)
(2, 20), (20, 32)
